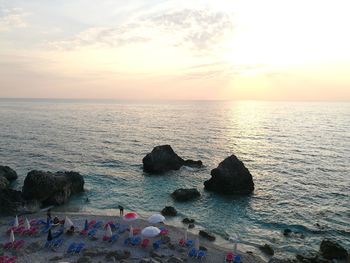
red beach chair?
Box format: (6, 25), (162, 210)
(178, 238), (185, 246)
(225, 252), (234, 262)
(141, 239), (150, 248)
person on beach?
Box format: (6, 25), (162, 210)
(118, 205), (124, 216)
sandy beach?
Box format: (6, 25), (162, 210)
(0, 212), (266, 263)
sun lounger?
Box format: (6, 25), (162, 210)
(225, 252), (234, 262)
(52, 238), (64, 248)
(52, 227), (64, 239)
(234, 255), (241, 263)
(92, 221), (103, 229)
(197, 250), (206, 260)
(66, 243), (76, 254)
(188, 247), (197, 258)
(179, 238), (185, 246)
(153, 240), (161, 249)
(118, 224), (129, 234)
(74, 243), (85, 254)
(185, 239), (193, 247)
(141, 239), (150, 248)
(22, 227), (38, 236)
(12, 240), (25, 250)
(131, 236), (141, 246)
(87, 229), (97, 238)
(109, 233), (119, 243)
(0, 255), (17, 263)
(87, 220), (96, 228)
(3, 242), (13, 250)
(124, 237), (131, 245)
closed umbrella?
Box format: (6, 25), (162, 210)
(84, 219), (89, 231)
(195, 237), (200, 250)
(184, 228), (188, 241)
(47, 229), (53, 241)
(25, 218), (31, 230)
(129, 225), (134, 238)
(64, 216), (73, 229)
(148, 214), (165, 224)
(141, 226), (161, 238)
(106, 224), (113, 238)
(9, 230), (15, 243)
(14, 216), (19, 227)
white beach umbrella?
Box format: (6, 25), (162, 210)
(141, 226), (161, 238)
(64, 216), (74, 229)
(184, 228), (188, 241)
(14, 215), (19, 227)
(9, 230), (15, 243)
(229, 233), (241, 254)
(25, 218), (31, 230)
(106, 224), (113, 238)
(129, 225), (134, 238)
(195, 237), (200, 250)
(148, 214), (165, 224)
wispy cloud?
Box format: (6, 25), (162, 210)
(0, 7), (27, 32)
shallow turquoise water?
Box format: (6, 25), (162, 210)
(0, 99), (349, 257)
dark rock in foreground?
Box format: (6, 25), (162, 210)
(182, 218), (195, 224)
(161, 206), (177, 216)
(320, 239), (348, 260)
(171, 188), (200, 202)
(143, 145), (202, 174)
(204, 155), (254, 195)
(0, 165), (18, 181)
(0, 188), (23, 214)
(22, 170), (84, 206)
(259, 244), (274, 256)
(199, 230), (216, 241)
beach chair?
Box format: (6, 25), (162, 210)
(12, 240), (25, 250)
(92, 221), (103, 229)
(234, 255), (241, 263)
(188, 247), (197, 258)
(179, 238), (185, 246)
(41, 224), (52, 234)
(3, 242), (13, 250)
(87, 229), (97, 238)
(22, 227), (38, 236)
(52, 238), (64, 248)
(197, 250), (206, 260)
(123, 237), (131, 245)
(159, 227), (169, 235)
(225, 252), (234, 262)
(79, 229), (88, 236)
(109, 233), (119, 243)
(87, 220), (96, 228)
(153, 240), (161, 250)
(185, 239), (193, 247)
(0, 255), (17, 263)
(131, 236), (141, 246)
(74, 243), (85, 254)
(118, 224), (129, 234)
(66, 243), (76, 254)
(141, 239), (150, 248)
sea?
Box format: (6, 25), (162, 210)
(0, 99), (349, 258)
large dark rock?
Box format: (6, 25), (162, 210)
(0, 166), (18, 181)
(259, 244), (275, 256)
(320, 239), (348, 260)
(142, 145), (202, 174)
(199, 230), (216, 241)
(22, 170), (84, 206)
(161, 206), (177, 216)
(0, 188), (23, 214)
(171, 188), (200, 202)
(204, 155), (254, 194)
(0, 176), (9, 189)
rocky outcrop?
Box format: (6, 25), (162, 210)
(204, 155), (254, 195)
(143, 145), (202, 174)
(0, 165), (18, 181)
(259, 244), (274, 256)
(182, 218), (195, 224)
(320, 239), (348, 260)
(199, 230), (216, 241)
(0, 176), (10, 189)
(0, 188), (24, 214)
(22, 170), (84, 206)
(161, 206), (177, 216)
(171, 188), (200, 202)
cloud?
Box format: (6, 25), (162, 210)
(49, 8), (234, 53)
(0, 8), (27, 32)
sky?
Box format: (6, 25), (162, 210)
(0, 0), (349, 100)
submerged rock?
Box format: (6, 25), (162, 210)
(199, 230), (216, 241)
(22, 170), (84, 206)
(0, 165), (18, 181)
(320, 239), (348, 260)
(142, 145), (202, 174)
(204, 155), (254, 195)
(171, 188), (200, 202)
(161, 206), (177, 216)
(259, 244), (275, 256)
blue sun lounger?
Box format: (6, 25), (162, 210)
(153, 240), (161, 249)
(188, 247), (197, 258)
(185, 239), (194, 247)
(66, 242), (76, 254)
(197, 250), (206, 260)
(74, 243), (85, 254)
(131, 236), (141, 246)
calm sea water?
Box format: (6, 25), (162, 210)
(0, 99), (349, 257)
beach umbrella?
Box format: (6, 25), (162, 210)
(229, 234), (241, 254)
(47, 229), (53, 241)
(9, 230), (15, 243)
(25, 218), (31, 230)
(184, 228), (188, 241)
(14, 216), (19, 227)
(84, 219), (89, 230)
(129, 225), (134, 238)
(148, 214), (165, 224)
(141, 226), (161, 238)
(106, 224), (113, 238)
(195, 237), (200, 250)
(64, 216), (74, 229)
(123, 212), (138, 222)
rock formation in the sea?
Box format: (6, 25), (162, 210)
(22, 170), (84, 206)
(171, 188), (200, 202)
(199, 230), (216, 241)
(0, 176), (10, 189)
(161, 206), (177, 216)
(0, 165), (18, 181)
(0, 188), (24, 214)
(320, 239), (348, 260)
(259, 244), (275, 256)
(142, 145), (202, 174)
(204, 155), (254, 194)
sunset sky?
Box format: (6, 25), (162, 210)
(0, 0), (349, 100)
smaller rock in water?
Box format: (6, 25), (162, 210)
(161, 206), (177, 216)
(182, 218), (195, 224)
(259, 244), (275, 256)
(283, 229), (292, 236)
(320, 239), (348, 260)
(188, 223), (195, 229)
(199, 246), (207, 251)
(199, 230), (216, 241)
(171, 188), (200, 202)
(0, 166), (18, 181)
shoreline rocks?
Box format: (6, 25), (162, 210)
(199, 230), (216, 241)
(171, 188), (200, 202)
(0, 165), (18, 182)
(320, 239), (348, 260)
(142, 145), (202, 174)
(22, 170), (84, 206)
(161, 206), (177, 216)
(204, 155), (254, 195)
(259, 244), (274, 256)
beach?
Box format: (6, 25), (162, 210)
(0, 212), (266, 263)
